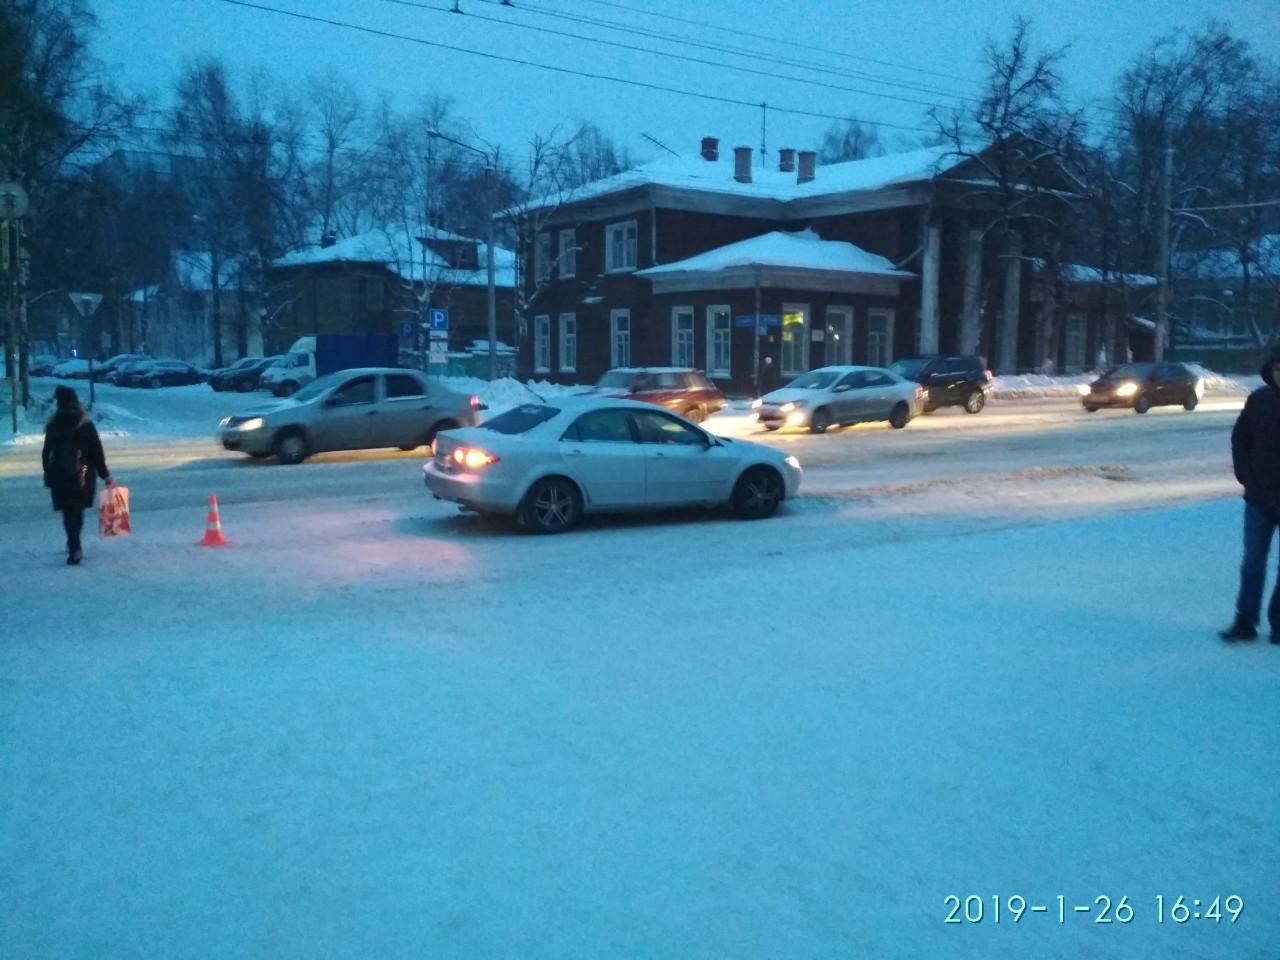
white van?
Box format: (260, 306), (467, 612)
(260, 338), (316, 396)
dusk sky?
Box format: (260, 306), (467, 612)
(91, 0), (1280, 166)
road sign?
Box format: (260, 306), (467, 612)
(427, 339), (448, 364)
(399, 320), (414, 340)
(0, 182), (28, 219)
(70, 292), (103, 317)
(734, 314), (781, 328)
(428, 307), (449, 331)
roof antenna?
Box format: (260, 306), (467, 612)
(760, 101), (767, 165)
(641, 133), (678, 157)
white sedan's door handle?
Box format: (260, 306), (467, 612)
(564, 448), (585, 457)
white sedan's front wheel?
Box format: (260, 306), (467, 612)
(732, 467), (784, 520)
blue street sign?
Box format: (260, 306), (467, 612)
(428, 307), (449, 331)
(734, 314), (781, 328)
(399, 320), (414, 340)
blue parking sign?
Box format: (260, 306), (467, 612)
(399, 320), (414, 340)
(428, 308), (449, 332)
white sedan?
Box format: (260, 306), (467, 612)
(754, 365), (925, 432)
(423, 397), (802, 533)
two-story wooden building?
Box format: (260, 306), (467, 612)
(270, 226), (515, 355)
(517, 137), (1094, 392)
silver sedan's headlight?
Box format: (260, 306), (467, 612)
(780, 400), (807, 412)
(751, 398), (763, 409)
(235, 417), (264, 432)
(218, 417), (231, 429)
(784, 455), (801, 470)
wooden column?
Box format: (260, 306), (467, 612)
(997, 228), (1022, 374)
(959, 220), (983, 356)
(919, 218), (942, 354)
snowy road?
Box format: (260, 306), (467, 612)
(4, 389), (1276, 960)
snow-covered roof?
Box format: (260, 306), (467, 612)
(637, 229), (912, 279)
(273, 228), (515, 289)
(1032, 259), (1157, 286)
(1176, 234), (1280, 280)
(534, 143), (970, 212)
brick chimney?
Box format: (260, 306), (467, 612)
(733, 146), (752, 183)
(797, 150), (816, 184)
(700, 136), (719, 161)
(778, 148), (796, 173)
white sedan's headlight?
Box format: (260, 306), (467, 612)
(218, 417), (231, 429)
(751, 398), (763, 409)
(1075, 383), (1092, 396)
(1195, 377), (1205, 398)
(784, 455), (801, 470)
(780, 400), (807, 413)
(1115, 382), (1138, 397)
(236, 417), (264, 432)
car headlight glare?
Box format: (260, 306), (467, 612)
(1115, 382), (1138, 397)
(1075, 383), (1092, 396)
(784, 455), (801, 470)
(237, 417), (264, 431)
(751, 398), (763, 409)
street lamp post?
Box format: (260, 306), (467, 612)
(426, 130), (498, 381)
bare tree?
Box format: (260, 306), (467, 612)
(817, 120), (883, 164)
(931, 16), (1084, 371)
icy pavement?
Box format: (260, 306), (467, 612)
(1, 489), (1276, 959)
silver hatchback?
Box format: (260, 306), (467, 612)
(219, 367), (483, 464)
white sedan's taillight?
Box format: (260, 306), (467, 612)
(452, 447), (500, 470)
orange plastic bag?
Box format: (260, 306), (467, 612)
(99, 484), (131, 537)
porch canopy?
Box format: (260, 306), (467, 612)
(636, 229), (913, 296)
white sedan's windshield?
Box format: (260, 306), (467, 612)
(786, 371), (839, 390)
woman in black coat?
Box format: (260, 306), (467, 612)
(42, 385), (112, 565)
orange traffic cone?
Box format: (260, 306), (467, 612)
(198, 494), (229, 547)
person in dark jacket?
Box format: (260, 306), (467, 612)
(41, 385), (112, 566)
(1223, 347), (1280, 642)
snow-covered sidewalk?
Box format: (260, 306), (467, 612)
(1, 493), (1276, 959)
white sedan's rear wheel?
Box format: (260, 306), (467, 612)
(521, 477), (583, 534)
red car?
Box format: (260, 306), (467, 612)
(589, 367), (726, 423)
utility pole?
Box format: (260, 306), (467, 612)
(1, 182), (29, 434)
(1154, 133), (1173, 361)
(759, 102), (768, 166)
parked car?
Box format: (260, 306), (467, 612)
(754, 365), (923, 432)
(91, 353), (152, 382)
(889, 355), (992, 413)
(28, 354), (59, 377)
(106, 359), (152, 386)
(120, 359), (207, 388)
(1081, 361), (1203, 413)
(208, 356), (280, 392)
(424, 396), (802, 533)
(219, 367), (484, 464)
(51, 358), (91, 379)
(586, 367), (725, 423)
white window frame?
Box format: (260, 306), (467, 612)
(533, 314), (551, 373)
(824, 305), (853, 366)
(781, 302), (810, 377)
(1064, 313), (1086, 371)
(671, 306), (695, 367)
(867, 308), (894, 367)
(534, 233), (551, 283)
(610, 308), (631, 367)
(558, 312), (577, 372)
(705, 304), (731, 379)
(605, 219), (638, 273)
(558, 229), (576, 279)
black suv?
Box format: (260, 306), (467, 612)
(888, 355), (992, 413)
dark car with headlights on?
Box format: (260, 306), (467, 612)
(1082, 361), (1202, 413)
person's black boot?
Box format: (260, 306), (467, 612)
(1220, 617), (1257, 642)
(66, 547), (82, 566)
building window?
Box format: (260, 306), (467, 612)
(534, 314), (551, 372)
(534, 233), (551, 283)
(781, 303), (809, 376)
(706, 304), (731, 378)
(558, 229), (576, 279)
(605, 220), (637, 273)
(558, 312), (577, 372)
(671, 307), (694, 367)
(1064, 313), (1085, 370)
(610, 309), (631, 367)
(825, 306), (852, 365)
(867, 308), (894, 367)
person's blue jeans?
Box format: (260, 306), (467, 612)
(1235, 500), (1280, 628)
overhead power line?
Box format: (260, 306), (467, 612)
(209, 0), (937, 136)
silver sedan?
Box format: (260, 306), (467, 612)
(754, 365), (924, 432)
(423, 396), (802, 533)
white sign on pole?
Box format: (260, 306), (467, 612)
(70, 292), (103, 318)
